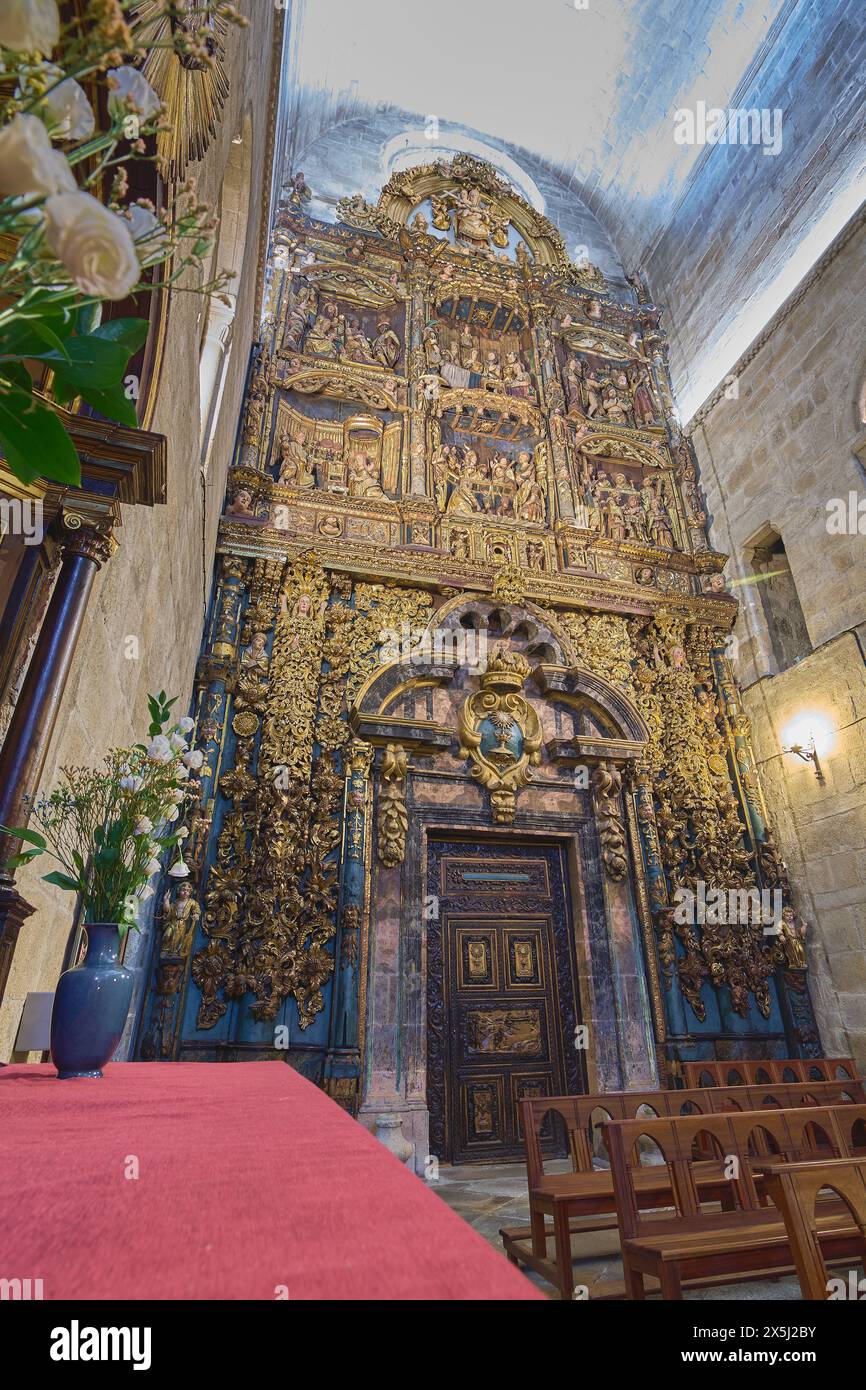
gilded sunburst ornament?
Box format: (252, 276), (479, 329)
(134, 1), (231, 181)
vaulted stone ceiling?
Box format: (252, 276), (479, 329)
(280, 0), (866, 420)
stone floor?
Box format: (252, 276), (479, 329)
(427, 1159), (809, 1300)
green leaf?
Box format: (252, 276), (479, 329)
(42, 870), (81, 892)
(90, 318), (149, 354)
(5, 851), (40, 870)
(0, 395), (80, 487)
(0, 825), (47, 850)
(62, 380), (137, 427)
(29, 336), (130, 389)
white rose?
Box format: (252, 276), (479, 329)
(134, 816), (153, 835)
(126, 203), (169, 263)
(119, 774), (144, 793)
(44, 192), (139, 300)
(178, 716), (195, 733)
(42, 77), (95, 140)
(145, 734), (173, 763)
(167, 788), (185, 804)
(0, 0), (60, 54)
(165, 805), (180, 823)
(145, 857), (160, 875)
(107, 66), (161, 123)
(0, 113), (75, 199)
(169, 732), (188, 752)
(182, 749), (204, 770)
(138, 884), (155, 901)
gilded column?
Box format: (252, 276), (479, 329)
(324, 739), (373, 1111)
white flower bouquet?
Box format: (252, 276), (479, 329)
(0, 691), (200, 929)
(0, 0), (246, 488)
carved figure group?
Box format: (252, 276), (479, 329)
(437, 443), (545, 523)
(564, 353), (660, 428)
(577, 457), (676, 548)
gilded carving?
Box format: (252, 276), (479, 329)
(377, 744), (409, 868)
(457, 646), (542, 823)
(591, 761), (629, 881)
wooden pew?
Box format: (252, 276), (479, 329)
(500, 1080), (865, 1299)
(682, 1056), (858, 1089)
(756, 1157), (866, 1300)
(602, 1103), (866, 1299)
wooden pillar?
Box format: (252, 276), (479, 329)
(0, 513), (115, 1006)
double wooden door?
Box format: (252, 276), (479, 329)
(427, 838), (583, 1164)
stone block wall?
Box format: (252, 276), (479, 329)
(688, 215), (866, 1070)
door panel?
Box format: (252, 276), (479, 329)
(427, 838), (583, 1164)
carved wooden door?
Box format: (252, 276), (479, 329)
(427, 838), (583, 1164)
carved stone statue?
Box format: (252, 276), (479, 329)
(347, 451), (386, 499)
(277, 430), (315, 488)
(373, 316), (401, 370)
(306, 300), (342, 357)
(161, 881), (201, 958)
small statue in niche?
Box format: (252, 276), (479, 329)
(446, 449), (482, 516)
(503, 350), (534, 400)
(481, 350), (502, 391)
(449, 529), (471, 560)
(160, 881), (201, 959)
(431, 442), (450, 511)
(489, 453), (515, 516)
(341, 316), (378, 366)
(242, 391), (265, 449)
(281, 283), (317, 353)
(601, 385), (629, 426)
(287, 170), (311, 210)
(306, 300), (342, 357)
(604, 489), (628, 541)
(225, 488), (256, 519)
(347, 451), (386, 499)
(514, 451), (545, 524)
(241, 631), (269, 674)
(277, 430), (315, 488)
(622, 488), (649, 542)
(642, 478), (675, 550)
(373, 316), (401, 370)
(422, 323), (443, 372)
(628, 364), (658, 426)
(526, 539), (545, 571)
(458, 323), (475, 369)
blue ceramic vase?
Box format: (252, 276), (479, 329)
(50, 924), (134, 1079)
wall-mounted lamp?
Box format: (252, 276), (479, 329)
(780, 713), (834, 782)
(783, 735), (823, 780)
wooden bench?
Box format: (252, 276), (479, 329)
(756, 1157), (866, 1300)
(500, 1080), (865, 1299)
(602, 1103), (866, 1299)
(682, 1055), (858, 1089)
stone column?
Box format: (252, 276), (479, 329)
(0, 512), (115, 1006)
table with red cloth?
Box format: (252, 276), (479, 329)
(0, 1060), (541, 1301)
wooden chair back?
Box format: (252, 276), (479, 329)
(602, 1104), (866, 1240)
(681, 1056), (858, 1089)
(519, 1082), (865, 1187)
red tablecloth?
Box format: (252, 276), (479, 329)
(0, 1061), (541, 1301)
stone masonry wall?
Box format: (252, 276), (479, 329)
(690, 215), (866, 1070)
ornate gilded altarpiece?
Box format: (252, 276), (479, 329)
(137, 158), (821, 1152)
